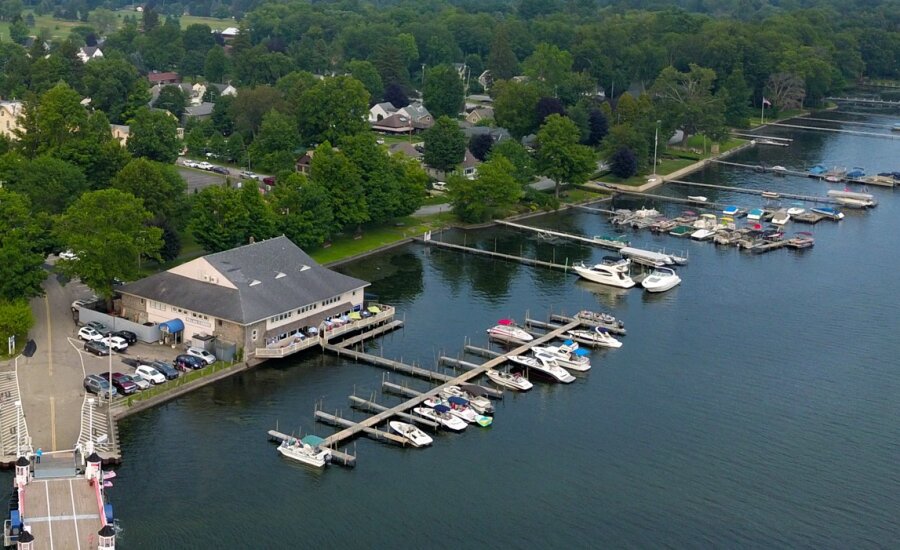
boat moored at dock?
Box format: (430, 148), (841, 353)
(389, 421), (434, 447)
(414, 405), (468, 432)
(277, 435), (332, 468)
(641, 267), (682, 293)
(811, 206), (845, 220)
(826, 189), (877, 208)
(531, 344), (592, 371)
(440, 384), (495, 415)
(487, 319), (533, 342)
(485, 369), (533, 391)
(572, 258), (635, 288)
(565, 327), (623, 349)
(508, 354), (576, 383)
(771, 209), (791, 225)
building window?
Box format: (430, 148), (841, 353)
(149, 300), (166, 311)
(251, 329), (258, 341)
(217, 320), (222, 326)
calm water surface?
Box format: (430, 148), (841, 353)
(33, 110), (900, 547)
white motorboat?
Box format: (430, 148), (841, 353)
(690, 214), (718, 240)
(486, 319), (533, 342)
(566, 328), (623, 349)
(531, 345), (591, 372)
(508, 354), (575, 383)
(786, 207), (806, 216)
(687, 195), (708, 202)
(771, 209), (791, 225)
(772, 165), (787, 174)
(413, 405), (467, 432)
(572, 257), (635, 288)
(424, 396), (479, 423)
(485, 369), (533, 391)
(440, 384), (494, 415)
(641, 267), (681, 293)
(277, 436), (331, 468)
(389, 421), (433, 447)
(633, 207), (661, 218)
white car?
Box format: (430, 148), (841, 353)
(122, 373), (150, 390)
(59, 250), (78, 261)
(78, 327), (103, 342)
(186, 347), (216, 365)
(182, 160), (197, 168)
(100, 336), (129, 352)
(135, 365), (166, 385)
(197, 161), (213, 170)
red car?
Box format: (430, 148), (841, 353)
(99, 372), (138, 395)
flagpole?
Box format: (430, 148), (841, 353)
(761, 100), (764, 125)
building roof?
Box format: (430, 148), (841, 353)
(388, 142), (423, 159)
(184, 102), (215, 117)
(400, 102), (430, 122)
(148, 71), (180, 83)
(110, 124), (130, 135)
(371, 113), (414, 133)
(468, 107), (494, 120)
(374, 101), (397, 113)
(120, 236), (369, 325)
(0, 100), (23, 116)
(462, 149), (480, 169)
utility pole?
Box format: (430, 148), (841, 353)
(653, 120), (661, 176)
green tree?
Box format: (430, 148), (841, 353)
(310, 143), (368, 231)
(88, 8), (117, 35)
(190, 186), (251, 253)
(248, 109), (299, 173)
(487, 25), (518, 81)
(268, 173), (334, 249)
(423, 116), (466, 173)
(720, 67), (752, 128)
(347, 60), (384, 103)
(492, 80), (542, 139)
(0, 300), (33, 349)
(112, 158), (188, 228)
(423, 64), (464, 119)
(448, 156), (521, 222)
(651, 64), (725, 145)
(535, 114), (595, 197)
(55, 189), (163, 301)
(12, 156), (88, 214)
(58, 111), (131, 189)
(487, 139), (535, 185)
(122, 78), (152, 123)
(154, 85), (187, 118)
(83, 56), (141, 124)
(204, 45), (231, 83)
(0, 189), (46, 300)
(602, 124), (649, 170)
(230, 86), (285, 136)
(522, 43), (573, 93)
(297, 76), (369, 145)
(181, 23), (215, 76)
(17, 83), (87, 157)
(9, 20), (29, 45)
(127, 107), (181, 164)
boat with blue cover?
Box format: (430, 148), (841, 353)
(810, 206), (845, 220)
(808, 164), (827, 176)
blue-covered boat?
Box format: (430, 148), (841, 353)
(846, 167), (866, 179)
(808, 164), (827, 176)
(811, 206), (845, 220)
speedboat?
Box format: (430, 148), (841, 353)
(576, 310), (625, 330)
(424, 396), (482, 424)
(687, 195), (708, 202)
(811, 206), (845, 220)
(485, 369), (533, 391)
(414, 405), (467, 432)
(531, 345), (591, 372)
(572, 258), (635, 288)
(771, 209), (791, 225)
(486, 319), (532, 342)
(824, 175), (842, 183)
(691, 214), (718, 240)
(389, 421), (433, 447)
(787, 207), (805, 216)
(277, 436), (332, 468)
(747, 208), (764, 221)
(526, 353), (577, 383)
(440, 384), (494, 415)
(565, 327), (623, 349)
(641, 267), (681, 293)
(633, 207), (660, 218)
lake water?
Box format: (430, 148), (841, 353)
(17, 108), (900, 548)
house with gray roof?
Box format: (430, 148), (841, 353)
(118, 236), (369, 356)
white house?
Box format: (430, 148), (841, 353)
(77, 46), (104, 63)
(369, 102), (398, 122)
(0, 100), (24, 139)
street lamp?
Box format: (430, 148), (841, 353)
(653, 120), (661, 176)
(14, 400), (21, 458)
(87, 398), (94, 456)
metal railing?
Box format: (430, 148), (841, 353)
(255, 304), (395, 357)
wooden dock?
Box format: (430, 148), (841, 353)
(318, 320), (582, 449)
(798, 116), (898, 130)
(549, 313), (627, 336)
(574, 204), (617, 215)
(313, 410), (408, 445)
(607, 188), (731, 209)
(494, 219), (627, 250)
(332, 320), (404, 348)
(323, 344), (454, 383)
(766, 122), (900, 140)
(667, 179), (838, 204)
(348, 395), (439, 429)
(438, 356), (482, 371)
(827, 96), (900, 106)
(418, 239), (572, 272)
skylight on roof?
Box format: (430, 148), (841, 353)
(299, 265), (311, 272)
(249, 279), (261, 286)
(275, 272), (286, 279)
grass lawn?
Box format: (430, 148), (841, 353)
(561, 187), (605, 203)
(421, 193), (449, 206)
(376, 133), (421, 147)
(749, 108), (806, 126)
(311, 213), (454, 265)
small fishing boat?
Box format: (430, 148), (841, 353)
(641, 267), (681, 293)
(811, 206), (845, 220)
(786, 231), (815, 249)
(772, 165), (787, 175)
(771, 209), (791, 225)
(414, 405), (467, 432)
(824, 175), (842, 183)
(892, 123), (900, 132)
(531, 345), (591, 372)
(277, 435), (332, 468)
(572, 258), (635, 288)
(755, 138), (789, 147)
(808, 164), (827, 176)
(440, 384), (494, 415)
(565, 327), (623, 349)
(576, 310), (625, 329)
(389, 421), (433, 447)
(687, 195), (708, 203)
(787, 207), (806, 216)
(486, 319), (532, 342)
(649, 219), (678, 233)
(485, 369), (533, 391)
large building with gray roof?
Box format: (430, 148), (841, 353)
(118, 236), (368, 356)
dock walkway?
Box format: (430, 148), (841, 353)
(419, 239), (571, 272)
(766, 122), (900, 140)
(319, 320), (581, 449)
(494, 220), (626, 250)
(666, 180), (838, 204)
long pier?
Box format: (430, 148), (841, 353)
(419, 239), (571, 272)
(323, 344), (454, 383)
(319, 319), (581, 448)
(710, 160), (896, 188)
(798, 116), (898, 130)
(313, 409), (408, 445)
(574, 204), (616, 215)
(766, 122), (900, 140)
(494, 220), (626, 250)
(666, 179), (838, 204)
(827, 96), (900, 106)
(348, 395), (439, 429)
(608, 188), (732, 209)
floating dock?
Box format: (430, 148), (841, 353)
(348, 395), (439, 430)
(494, 220), (627, 250)
(666, 180), (839, 204)
(419, 239), (571, 272)
(313, 409), (408, 446)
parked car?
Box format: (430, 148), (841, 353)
(135, 365), (166, 385)
(174, 354), (205, 371)
(432, 181), (448, 191)
(239, 170), (257, 179)
(100, 372), (137, 395)
(197, 161), (213, 170)
(71, 297), (96, 312)
(150, 361), (180, 380)
(100, 336), (129, 352)
(83, 375), (117, 398)
(210, 165), (229, 175)
(120, 373), (150, 390)
(111, 330), (137, 345)
(78, 327), (104, 342)
(86, 321), (111, 335)
(182, 159), (198, 168)
(186, 347), (216, 365)
(59, 250), (78, 261)
(84, 341), (110, 356)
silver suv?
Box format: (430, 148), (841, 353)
(83, 374), (118, 398)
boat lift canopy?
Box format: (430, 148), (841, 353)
(619, 246), (675, 266)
